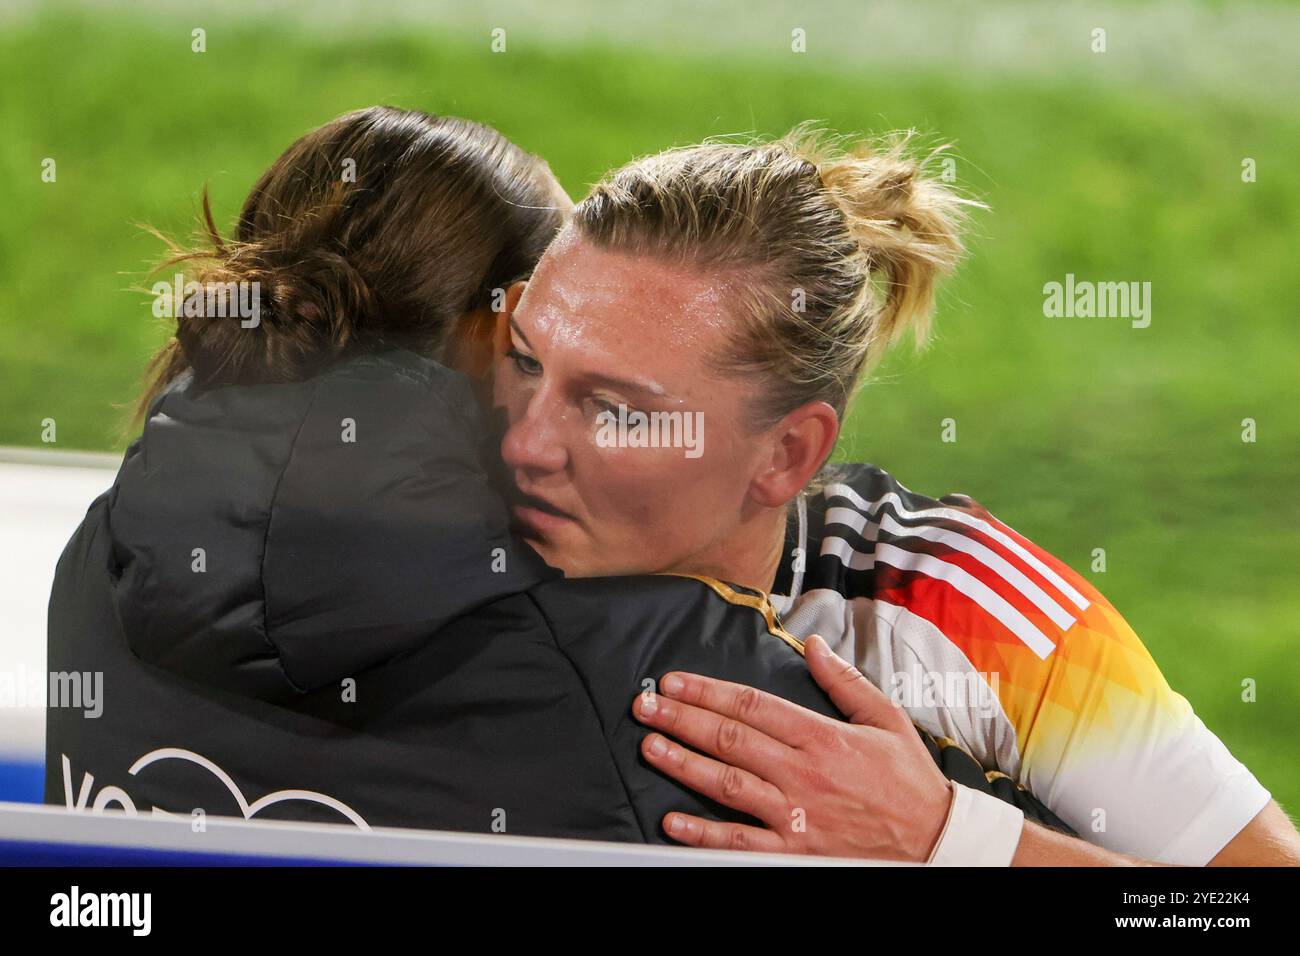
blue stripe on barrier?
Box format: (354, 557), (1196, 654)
(0, 839), (376, 866)
(0, 758), (43, 804)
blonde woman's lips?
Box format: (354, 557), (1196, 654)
(511, 495), (576, 536)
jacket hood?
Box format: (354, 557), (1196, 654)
(104, 351), (554, 700)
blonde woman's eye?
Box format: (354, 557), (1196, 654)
(587, 396), (622, 417)
(507, 347), (542, 377)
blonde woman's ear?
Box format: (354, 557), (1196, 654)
(749, 399), (841, 509)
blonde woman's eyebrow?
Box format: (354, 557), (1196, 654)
(581, 370), (670, 401)
(508, 316), (534, 350)
(510, 317), (670, 400)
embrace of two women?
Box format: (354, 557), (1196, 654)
(46, 107), (1300, 866)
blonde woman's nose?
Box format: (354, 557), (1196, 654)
(500, 397), (568, 476)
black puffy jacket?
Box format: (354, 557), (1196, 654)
(45, 351), (1070, 843)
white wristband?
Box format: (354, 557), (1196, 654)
(925, 781), (1025, 867)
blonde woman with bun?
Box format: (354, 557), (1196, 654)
(492, 128), (1300, 866)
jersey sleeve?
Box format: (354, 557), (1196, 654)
(789, 466), (1271, 864)
(957, 505), (1270, 864)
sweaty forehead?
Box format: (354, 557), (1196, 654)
(519, 234), (736, 360)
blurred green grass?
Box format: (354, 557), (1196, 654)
(2, 9), (1297, 816)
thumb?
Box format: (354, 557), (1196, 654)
(805, 633), (900, 728)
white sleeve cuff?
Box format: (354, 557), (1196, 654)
(1153, 771), (1271, 865)
(926, 781), (1025, 867)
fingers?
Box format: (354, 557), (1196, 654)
(634, 687), (795, 780)
(639, 731), (787, 825)
(648, 671), (829, 748)
(660, 812), (787, 854)
(803, 633), (906, 729)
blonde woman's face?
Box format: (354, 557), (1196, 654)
(493, 232), (767, 577)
